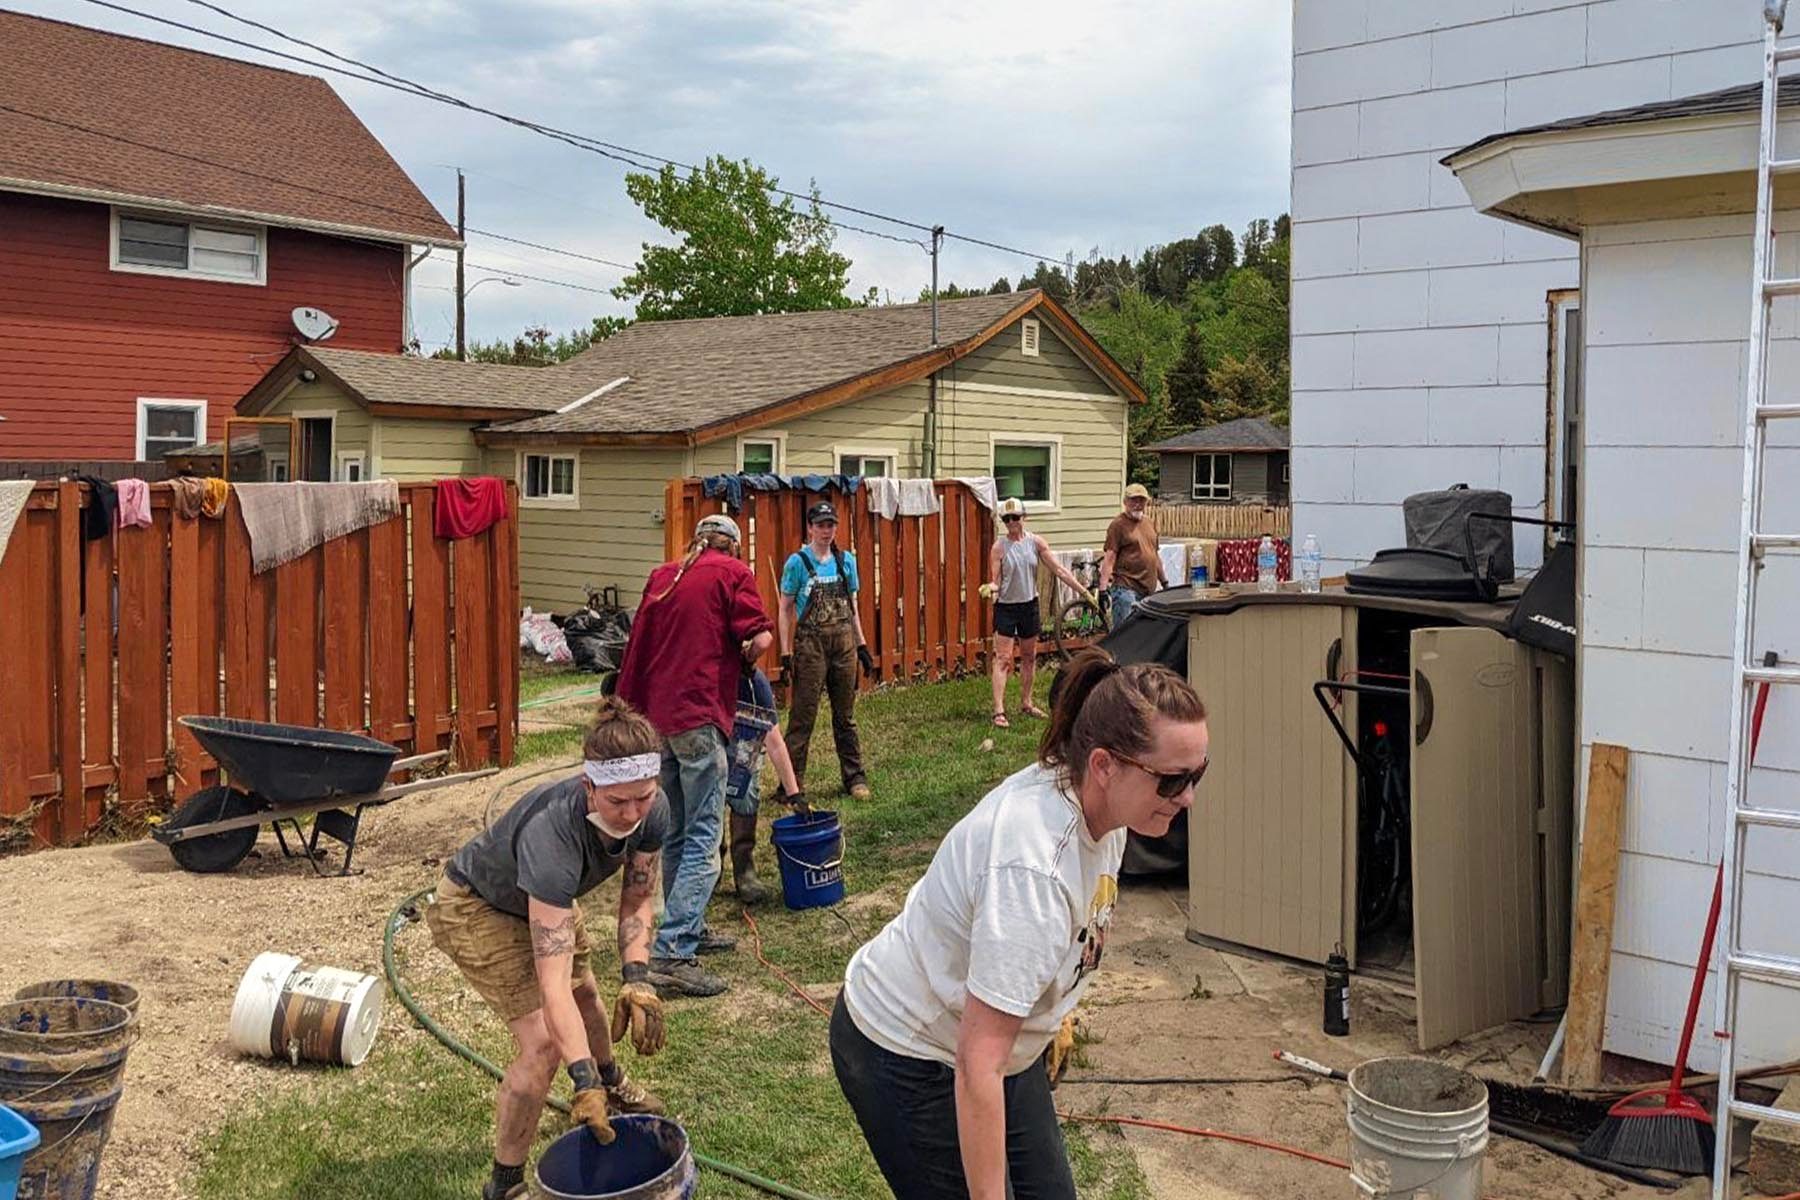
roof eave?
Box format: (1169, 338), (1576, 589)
(0, 175), (461, 248)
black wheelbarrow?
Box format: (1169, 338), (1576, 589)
(150, 716), (496, 876)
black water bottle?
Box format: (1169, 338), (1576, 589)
(1323, 945), (1350, 1037)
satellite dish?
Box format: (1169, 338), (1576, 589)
(291, 306), (340, 342)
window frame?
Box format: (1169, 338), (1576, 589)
(336, 451), (367, 482)
(988, 432), (1062, 512)
(1191, 452), (1233, 502)
(110, 208), (268, 286)
(136, 398), (207, 462)
(832, 444), (900, 478)
(1547, 288), (1581, 552)
(517, 449), (580, 509)
(736, 431), (787, 475)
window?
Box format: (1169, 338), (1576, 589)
(992, 438), (1059, 506)
(337, 452), (366, 482)
(270, 459), (290, 483)
(1021, 318), (1041, 357)
(1548, 290), (1581, 540)
(836, 447), (897, 477)
(112, 210), (265, 284)
(737, 433), (785, 474)
(137, 399), (206, 460)
(1192, 453), (1232, 501)
(520, 451), (578, 507)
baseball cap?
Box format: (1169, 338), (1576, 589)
(695, 513), (742, 543)
(1124, 483), (1151, 501)
(806, 501), (839, 525)
(998, 497), (1026, 520)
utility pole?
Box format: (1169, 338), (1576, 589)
(929, 225), (944, 346)
(924, 225), (945, 478)
(455, 168), (466, 361)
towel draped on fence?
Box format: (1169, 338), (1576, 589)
(234, 481), (402, 573)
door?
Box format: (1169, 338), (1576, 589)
(1410, 626), (1546, 1048)
(1188, 604), (1353, 965)
(298, 417), (333, 481)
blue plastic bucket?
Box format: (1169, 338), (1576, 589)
(0, 1106), (40, 1200)
(535, 1115), (696, 1200)
(723, 706), (775, 809)
(771, 810), (845, 910)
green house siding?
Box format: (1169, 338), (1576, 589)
(953, 317), (1104, 394)
(261, 379), (372, 473)
(374, 419), (483, 481)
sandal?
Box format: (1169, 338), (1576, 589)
(991, 712), (1011, 729)
(1021, 703), (1048, 719)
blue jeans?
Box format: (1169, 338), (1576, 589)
(652, 724), (728, 961)
(1106, 585), (1142, 631)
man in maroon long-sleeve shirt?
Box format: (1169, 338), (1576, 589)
(617, 514), (773, 997)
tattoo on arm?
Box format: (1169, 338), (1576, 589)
(529, 912), (577, 960)
(622, 852), (659, 899)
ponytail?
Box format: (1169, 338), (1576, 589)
(1040, 648), (1207, 789)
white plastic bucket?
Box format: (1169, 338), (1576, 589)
(228, 952), (385, 1067)
(1346, 1057), (1489, 1199)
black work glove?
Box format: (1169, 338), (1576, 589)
(780, 652), (794, 679)
(856, 645), (875, 676)
(782, 789), (807, 810)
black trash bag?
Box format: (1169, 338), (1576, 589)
(561, 605), (632, 674)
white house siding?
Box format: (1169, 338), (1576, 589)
(1290, 0), (1763, 574)
(1580, 214), (1800, 1072)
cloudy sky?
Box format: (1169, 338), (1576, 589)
(21, 0), (1291, 349)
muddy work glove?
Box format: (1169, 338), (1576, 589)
(1045, 1015), (1078, 1088)
(780, 652), (795, 680)
(610, 974), (666, 1057)
(566, 1058), (615, 1144)
(856, 644), (875, 677)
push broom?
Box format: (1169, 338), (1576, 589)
(1581, 668), (1776, 1175)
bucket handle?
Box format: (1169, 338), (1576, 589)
(1348, 1131), (1478, 1198)
(776, 839), (844, 873)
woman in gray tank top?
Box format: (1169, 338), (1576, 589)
(984, 498), (1095, 728)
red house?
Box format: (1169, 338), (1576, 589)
(0, 12), (459, 469)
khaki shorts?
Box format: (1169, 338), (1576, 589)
(425, 873), (596, 1024)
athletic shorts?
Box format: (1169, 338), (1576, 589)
(425, 873), (596, 1023)
(993, 599), (1041, 640)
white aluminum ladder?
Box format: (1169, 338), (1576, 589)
(1714, 3), (1800, 1191)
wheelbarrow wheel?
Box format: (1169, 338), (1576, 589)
(163, 785), (261, 873)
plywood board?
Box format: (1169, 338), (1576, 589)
(1563, 741), (1629, 1087)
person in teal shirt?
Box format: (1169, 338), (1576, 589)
(778, 501), (874, 799)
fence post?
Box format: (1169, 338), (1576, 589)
(54, 482), (82, 844)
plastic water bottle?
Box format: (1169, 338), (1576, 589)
(1299, 534), (1323, 594)
(1256, 535), (1277, 593)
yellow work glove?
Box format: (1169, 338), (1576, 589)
(978, 582), (998, 600)
(610, 982), (666, 1057)
(1046, 1014), (1078, 1087)
(570, 1086), (615, 1144)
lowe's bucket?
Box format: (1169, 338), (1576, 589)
(771, 810), (845, 910)
(1346, 1057), (1489, 1199)
(0, 997), (137, 1200)
(535, 1115), (696, 1200)
(0, 1105), (40, 1200)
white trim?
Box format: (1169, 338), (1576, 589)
(1190, 452), (1233, 502)
(556, 375), (632, 414)
(736, 431), (786, 474)
(110, 208), (268, 286)
(831, 443), (900, 476)
(944, 379), (1126, 403)
(336, 450), (366, 482)
(136, 397), (207, 461)
(516, 448), (580, 509)
(988, 431), (1063, 513)
(1021, 317), (1041, 357)
(3, 175), (459, 249)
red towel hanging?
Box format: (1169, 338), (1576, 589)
(434, 476), (509, 539)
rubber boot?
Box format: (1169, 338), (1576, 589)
(731, 811), (771, 906)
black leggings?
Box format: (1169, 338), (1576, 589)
(829, 994), (1076, 1200)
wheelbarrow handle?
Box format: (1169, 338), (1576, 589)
(1311, 679), (1411, 769)
(389, 750), (451, 774)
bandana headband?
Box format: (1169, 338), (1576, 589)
(585, 753), (661, 787)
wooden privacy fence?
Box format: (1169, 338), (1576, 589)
(0, 480), (519, 850)
(1147, 502), (1291, 540)
(664, 478), (996, 687)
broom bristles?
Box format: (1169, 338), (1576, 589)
(1580, 1112), (1715, 1176)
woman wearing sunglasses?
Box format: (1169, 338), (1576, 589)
(985, 496), (1096, 728)
(831, 648), (1209, 1200)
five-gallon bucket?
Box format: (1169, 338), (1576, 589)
(536, 1116), (696, 1200)
(0, 1105), (40, 1200)
(723, 703), (776, 810)
(1346, 1057), (1489, 1199)
(228, 953), (384, 1067)
(13, 982), (139, 1022)
(771, 810), (844, 910)
(0, 997), (136, 1200)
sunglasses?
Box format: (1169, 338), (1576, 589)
(1002, 514), (1023, 523)
(1111, 750), (1209, 798)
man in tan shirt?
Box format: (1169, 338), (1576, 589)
(1099, 483), (1166, 630)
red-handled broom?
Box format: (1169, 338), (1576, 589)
(1580, 667), (1776, 1175)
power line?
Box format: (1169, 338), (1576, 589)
(78, 0), (1064, 264)
(464, 261), (613, 296)
(465, 228), (633, 271)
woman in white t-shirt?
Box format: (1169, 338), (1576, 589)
(831, 649), (1209, 1200)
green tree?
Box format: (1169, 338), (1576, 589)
(1014, 261), (1072, 305)
(612, 156), (854, 319)
(431, 315), (630, 366)
(1165, 325), (1210, 430)
(1077, 288), (1187, 483)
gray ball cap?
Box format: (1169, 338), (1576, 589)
(696, 513), (742, 542)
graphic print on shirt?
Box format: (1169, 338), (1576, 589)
(1072, 874), (1119, 987)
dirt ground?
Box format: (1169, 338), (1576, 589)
(0, 756), (578, 1199)
(0, 762), (1730, 1200)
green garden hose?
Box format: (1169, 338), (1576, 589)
(382, 888), (834, 1200)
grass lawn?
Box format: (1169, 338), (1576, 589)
(193, 670), (1151, 1200)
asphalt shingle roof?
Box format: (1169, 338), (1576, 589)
(304, 348), (578, 414)
(0, 11), (458, 245)
(1445, 75), (1792, 164)
(1144, 417), (1288, 453)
